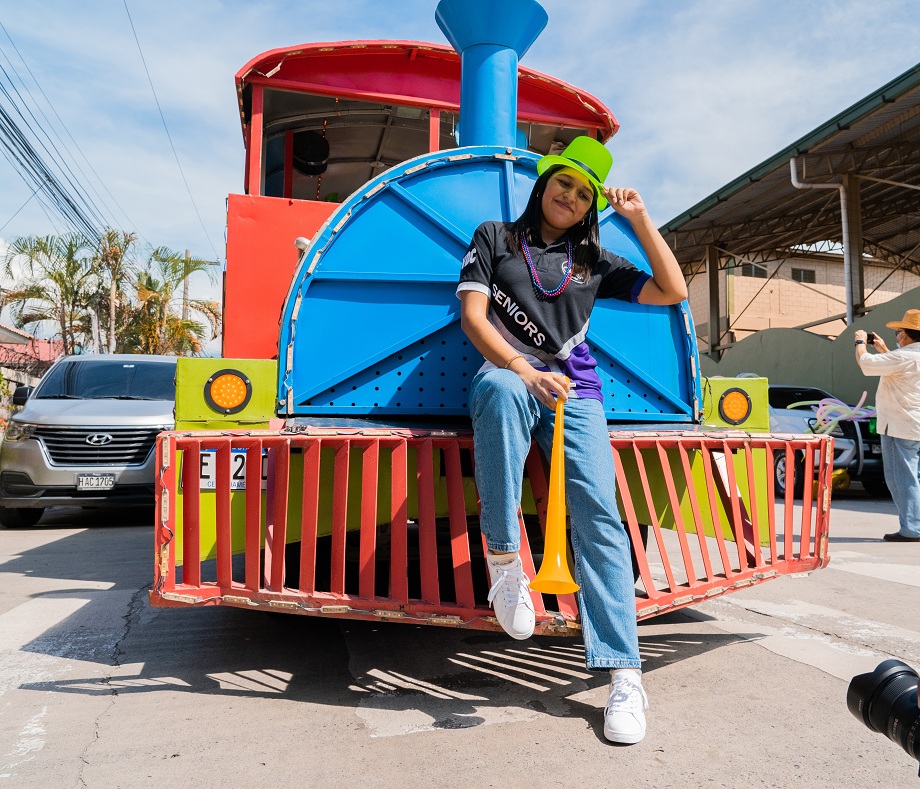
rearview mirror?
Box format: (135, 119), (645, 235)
(12, 385), (34, 407)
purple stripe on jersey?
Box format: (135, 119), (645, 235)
(630, 272), (652, 303)
(535, 342), (604, 403)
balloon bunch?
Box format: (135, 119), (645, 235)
(787, 391), (876, 435)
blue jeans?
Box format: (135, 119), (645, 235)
(469, 369), (641, 670)
(881, 434), (920, 538)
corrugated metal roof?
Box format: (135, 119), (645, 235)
(662, 63), (920, 269)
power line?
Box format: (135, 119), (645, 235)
(0, 26), (111, 242)
(0, 61), (107, 229)
(0, 185), (38, 234)
(122, 0), (221, 261)
(0, 100), (100, 239)
(0, 20), (140, 237)
(0, 70), (108, 235)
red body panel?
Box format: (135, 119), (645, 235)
(223, 194), (336, 359)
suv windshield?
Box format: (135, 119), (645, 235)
(36, 360), (176, 401)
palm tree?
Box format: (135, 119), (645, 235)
(121, 247), (221, 355)
(1, 234), (97, 354)
(93, 230), (138, 353)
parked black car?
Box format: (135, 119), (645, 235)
(768, 385), (888, 498)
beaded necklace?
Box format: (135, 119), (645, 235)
(521, 233), (574, 301)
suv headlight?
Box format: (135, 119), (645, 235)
(4, 421), (37, 443)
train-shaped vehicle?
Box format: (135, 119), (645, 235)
(150, 0), (831, 634)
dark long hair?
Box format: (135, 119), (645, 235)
(504, 165), (602, 280)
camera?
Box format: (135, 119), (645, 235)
(866, 332), (877, 344)
(847, 659), (920, 765)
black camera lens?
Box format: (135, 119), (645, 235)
(847, 659), (920, 760)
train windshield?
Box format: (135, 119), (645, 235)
(261, 89), (457, 202)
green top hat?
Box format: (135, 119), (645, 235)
(537, 136), (612, 211)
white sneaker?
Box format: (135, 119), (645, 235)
(486, 554), (535, 640)
(604, 670), (648, 744)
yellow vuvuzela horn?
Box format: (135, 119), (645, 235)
(530, 379), (580, 594)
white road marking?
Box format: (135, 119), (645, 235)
(0, 705), (47, 779)
(688, 602), (883, 682)
(0, 573), (114, 597)
(831, 561), (920, 588)
(0, 597), (91, 652)
(725, 598), (920, 650)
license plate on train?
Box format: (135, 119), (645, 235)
(197, 448), (268, 490)
(77, 473), (116, 490)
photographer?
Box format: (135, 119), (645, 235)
(854, 309), (920, 541)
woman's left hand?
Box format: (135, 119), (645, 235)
(602, 187), (647, 220)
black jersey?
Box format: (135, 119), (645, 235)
(456, 221), (649, 401)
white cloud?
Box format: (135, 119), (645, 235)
(532, 0), (920, 223)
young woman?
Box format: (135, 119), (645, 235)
(456, 136), (687, 744)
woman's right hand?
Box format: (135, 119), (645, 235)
(517, 367), (570, 410)
(460, 291), (571, 408)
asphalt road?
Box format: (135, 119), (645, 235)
(1, 491), (918, 789)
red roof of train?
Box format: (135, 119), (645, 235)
(235, 40), (617, 142)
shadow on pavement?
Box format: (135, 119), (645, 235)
(30, 504), (155, 528)
(6, 511), (763, 742)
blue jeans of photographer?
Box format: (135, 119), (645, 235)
(469, 368), (641, 670)
(881, 434), (920, 539)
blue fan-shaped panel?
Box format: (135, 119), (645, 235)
(278, 146), (701, 422)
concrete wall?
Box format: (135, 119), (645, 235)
(699, 286), (920, 406)
(688, 255), (920, 349)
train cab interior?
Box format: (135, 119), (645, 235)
(251, 86), (598, 203)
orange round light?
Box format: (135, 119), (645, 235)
(204, 369), (252, 415)
(719, 388), (752, 425)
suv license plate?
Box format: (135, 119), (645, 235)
(77, 474), (116, 491)
(870, 444), (882, 454)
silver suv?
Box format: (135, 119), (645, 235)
(0, 354), (176, 527)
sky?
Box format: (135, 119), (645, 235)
(0, 0), (918, 344)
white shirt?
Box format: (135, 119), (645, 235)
(857, 342), (920, 440)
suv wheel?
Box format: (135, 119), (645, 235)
(0, 507), (45, 528)
(773, 451), (805, 499)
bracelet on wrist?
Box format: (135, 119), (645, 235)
(504, 354), (524, 369)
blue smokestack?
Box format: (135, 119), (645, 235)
(435, 0), (548, 148)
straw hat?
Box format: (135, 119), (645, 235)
(537, 136), (612, 210)
(885, 309), (920, 331)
